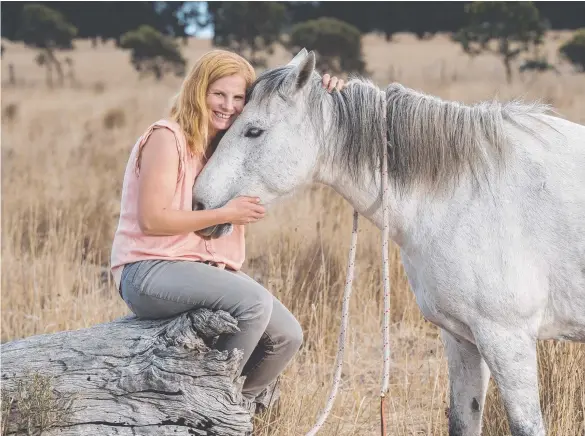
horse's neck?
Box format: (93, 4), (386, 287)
(318, 161), (473, 257)
(316, 166), (409, 246)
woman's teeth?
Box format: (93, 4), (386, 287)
(214, 112), (230, 120)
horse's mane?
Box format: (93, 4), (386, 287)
(248, 66), (553, 194)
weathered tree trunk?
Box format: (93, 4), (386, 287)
(1, 309), (278, 436)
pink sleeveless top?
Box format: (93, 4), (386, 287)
(110, 119), (245, 290)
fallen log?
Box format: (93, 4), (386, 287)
(1, 309), (279, 436)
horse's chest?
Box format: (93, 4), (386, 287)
(401, 251), (474, 340)
(410, 280), (450, 326)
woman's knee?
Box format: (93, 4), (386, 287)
(265, 300), (304, 353)
(287, 317), (304, 352)
(237, 286), (274, 325)
(270, 314), (303, 355)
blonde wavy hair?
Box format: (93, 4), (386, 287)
(170, 49), (256, 157)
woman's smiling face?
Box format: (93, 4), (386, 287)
(206, 74), (247, 136)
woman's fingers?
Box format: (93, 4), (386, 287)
(322, 74), (345, 92)
(328, 77), (339, 92)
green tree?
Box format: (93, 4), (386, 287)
(120, 25), (186, 81)
(454, 1), (547, 83)
(2, 2), (200, 46)
(559, 29), (585, 72)
(17, 3), (77, 87)
(209, 2), (286, 68)
(288, 17), (366, 75)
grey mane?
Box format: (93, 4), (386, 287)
(385, 83), (552, 193)
(247, 66), (553, 193)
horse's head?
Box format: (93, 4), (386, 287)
(193, 49), (322, 238)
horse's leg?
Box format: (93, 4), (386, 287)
(474, 325), (545, 436)
(442, 329), (490, 436)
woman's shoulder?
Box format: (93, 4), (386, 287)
(141, 119), (191, 150)
(151, 118), (181, 130)
(134, 119), (189, 174)
(145, 118), (183, 137)
(144, 126), (176, 148)
(137, 120), (179, 148)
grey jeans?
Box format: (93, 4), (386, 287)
(120, 259), (303, 400)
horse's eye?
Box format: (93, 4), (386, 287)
(244, 127), (264, 138)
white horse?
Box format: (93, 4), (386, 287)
(193, 50), (585, 436)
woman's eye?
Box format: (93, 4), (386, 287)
(245, 127), (264, 138)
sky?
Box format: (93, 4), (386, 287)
(183, 1), (213, 39)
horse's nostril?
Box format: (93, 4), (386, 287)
(194, 201), (205, 211)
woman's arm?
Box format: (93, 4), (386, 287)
(136, 128), (264, 236)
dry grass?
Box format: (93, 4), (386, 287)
(1, 372), (74, 435)
(2, 32), (584, 435)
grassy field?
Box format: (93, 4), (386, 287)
(2, 31), (584, 435)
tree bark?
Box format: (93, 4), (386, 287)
(1, 309), (277, 436)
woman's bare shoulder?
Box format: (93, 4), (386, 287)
(141, 126), (180, 155)
(137, 126), (181, 173)
(149, 125), (177, 144)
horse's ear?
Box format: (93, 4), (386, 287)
(288, 48), (308, 67)
(294, 50), (316, 91)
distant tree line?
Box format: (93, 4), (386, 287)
(284, 2), (585, 40)
(1, 3), (188, 85)
(2, 1), (584, 86)
(2, 1), (584, 44)
(1, 1), (208, 44)
(206, 1), (584, 82)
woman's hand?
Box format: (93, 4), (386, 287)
(136, 128), (247, 236)
(221, 196), (266, 225)
(322, 74), (346, 92)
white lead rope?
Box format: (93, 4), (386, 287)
(304, 210), (359, 436)
(379, 90), (391, 436)
(305, 91), (390, 436)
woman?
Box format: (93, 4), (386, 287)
(110, 49), (344, 407)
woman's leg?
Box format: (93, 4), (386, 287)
(120, 260), (274, 378)
(236, 272), (304, 400)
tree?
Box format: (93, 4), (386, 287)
(154, 1), (210, 41)
(209, 2), (287, 68)
(3, 2), (584, 46)
(283, 2), (468, 41)
(454, 1), (548, 83)
(120, 25), (186, 81)
(2, 2), (203, 47)
(288, 17), (366, 75)
(17, 3), (77, 87)
(559, 28), (585, 72)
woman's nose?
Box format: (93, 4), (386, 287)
(222, 97), (234, 112)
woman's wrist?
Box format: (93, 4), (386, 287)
(214, 206), (232, 225)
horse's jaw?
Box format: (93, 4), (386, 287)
(196, 223), (233, 239)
